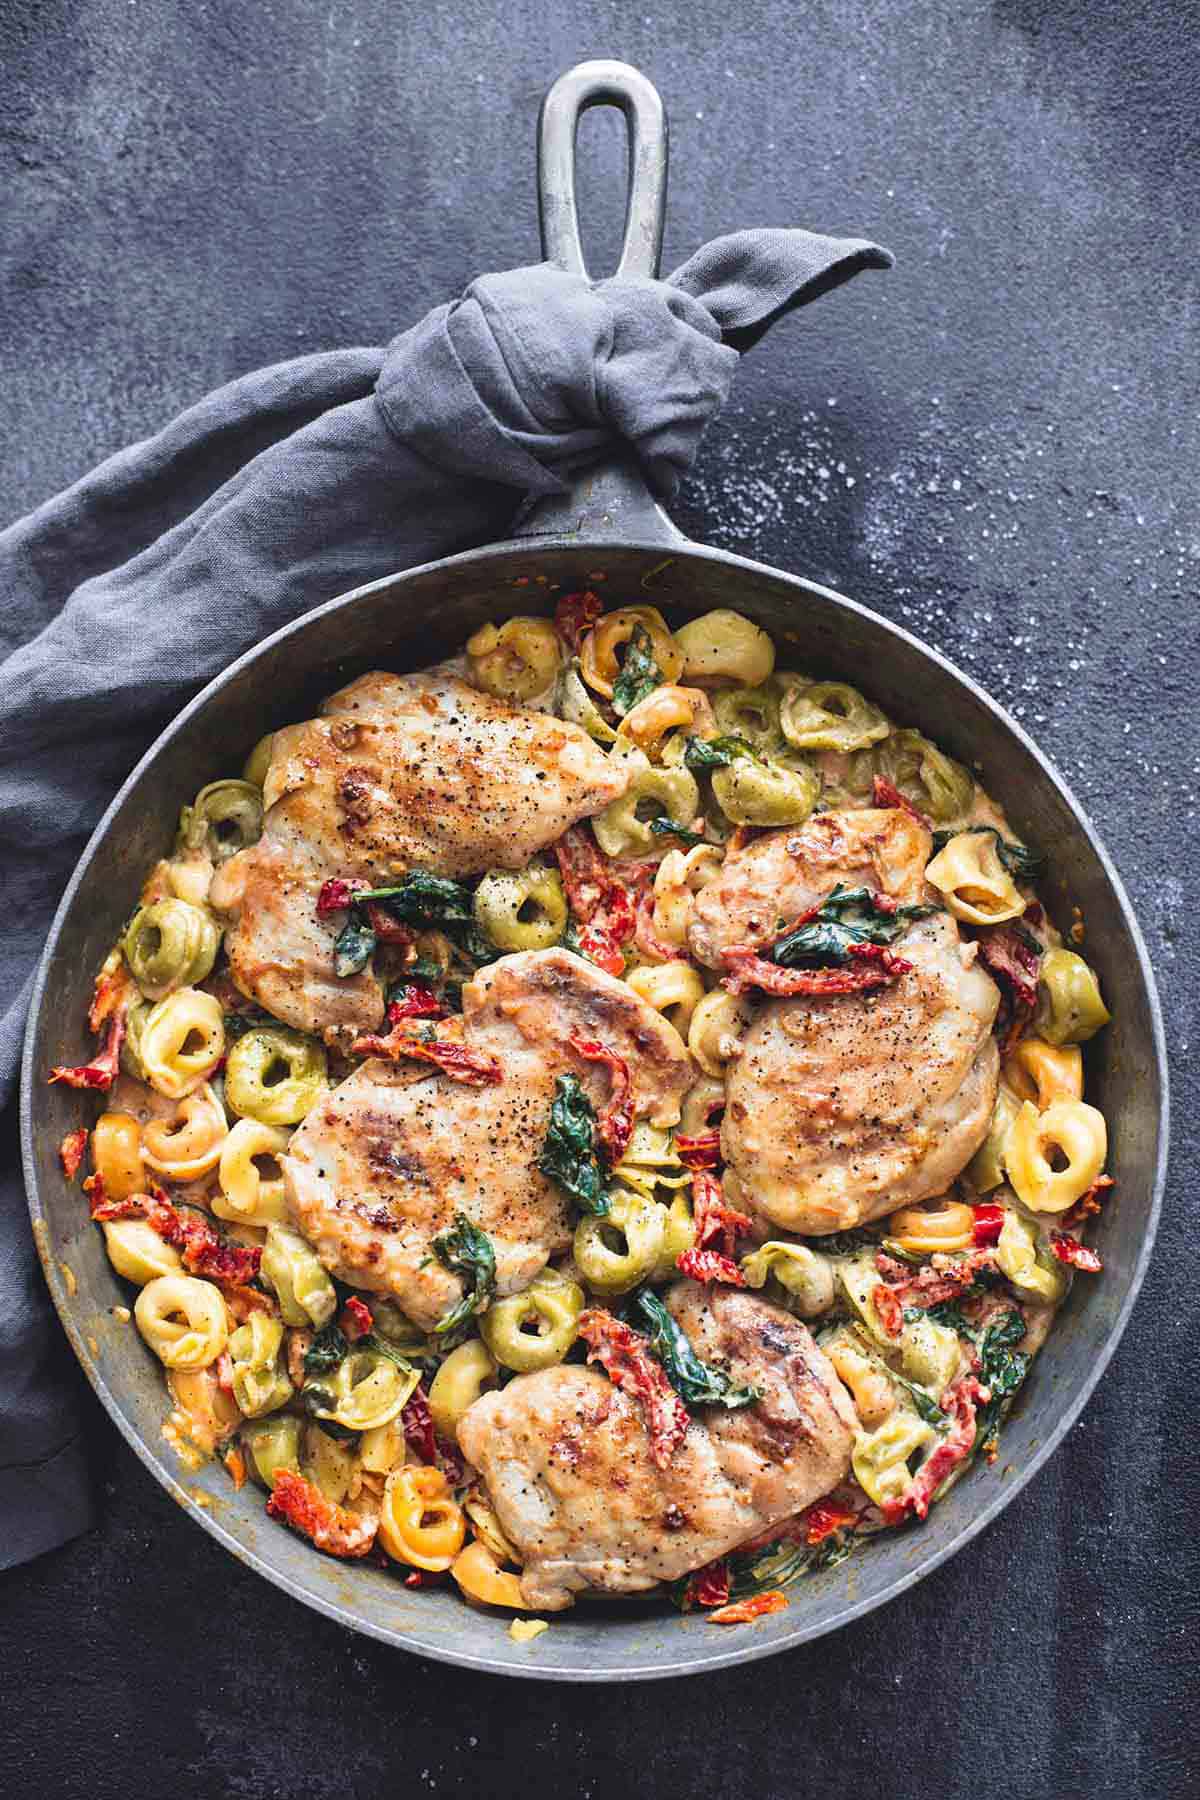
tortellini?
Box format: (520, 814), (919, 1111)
(223, 1026), (327, 1125)
(875, 727), (974, 823)
(822, 1326), (897, 1429)
(91, 1110), (146, 1201)
(168, 1364), (241, 1452)
(480, 1269), (585, 1369)
(611, 1123), (692, 1202)
(557, 660), (618, 743)
(687, 988), (754, 1080)
(617, 685), (715, 759)
(779, 680), (889, 754)
(212, 1118), (292, 1227)
(712, 684), (784, 753)
(359, 1419), (408, 1476)
(837, 1254), (959, 1393)
(139, 987), (225, 1100)
(311, 1344), (419, 1432)
(242, 1413), (302, 1490)
(651, 843), (724, 946)
(103, 1217), (182, 1286)
(710, 752), (819, 826)
(852, 1411), (935, 1509)
(626, 960), (706, 1037)
(1036, 948), (1111, 1045)
(591, 748), (700, 859)
(451, 1538), (528, 1610)
(228, 1313), (292, 1418)
(241, 732), (276, 790)
(260, 1224), (337, 1328)
(178, 779), (263, 864)
(123, 899), (220, 1002)
(467, 615), (562, 700)
(580, 605), (683, 700)
(674, 609), (775, 687)
(428, 1338), (499, 1441)
(473, 862), (566, 952)
(995, 1204), (1069, 1304)
(886, 1198), (976, 1255)
(141, 1082), (227, 1182)
(925, 831), (1025, 926)
(966, 1083), (1022, 1193)
(650, 1192), (696, 1282)
(1004, 1100), (1107, 1214)
(135, 1274), (229, 1371)
(378, 1465), (466, 1571)
(740, 1241), (835, 1318)
(1004, 1038), (1083, 1111)
(573, 1191), (667, 1297)
(301, 1420), (356, 1503)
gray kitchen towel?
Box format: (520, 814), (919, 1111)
(0, 228), (890, 1569)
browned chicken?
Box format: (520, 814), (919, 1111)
(456, 1283), (857, 1610)
(281, 949), (691, 1330)
(723, 912), (1000, 1234)
(688, 807), (931, 968)
(210, 668), (628, 1036)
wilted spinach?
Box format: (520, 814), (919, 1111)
(537, 1073), (610, 1216)
(633, 1290), (759, 1410)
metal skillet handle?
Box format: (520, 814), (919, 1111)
(516, 60), (686, 547)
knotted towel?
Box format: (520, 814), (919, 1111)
(0, 227), (890, 1568)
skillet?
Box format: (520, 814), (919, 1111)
(20, 60), (1168, 1681)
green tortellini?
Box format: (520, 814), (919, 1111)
(591, 749), (700, 858)
(710, 752), (819, 827)
(228, 1313), (292, 1418)
(428, 1338), (498, 1440)
(650, 1192), (696, 1282)
(558, 660), (618, 743)
(224, 1026), (328, 1126)
(473, 862), (567, 952)
(779, 680), (890, 754)
(711, 686), (784, 754)
(874, 728), (975, 824)
(179, 778), (264, 864)
(573, 1190), (667, 1296)
(995, 1204), (1069, 1304)
(967, 1084), (1022, 1193)
(242, 734), (275, 789)
(480, 1270), (585, 1372)
(740, 1241), (836, 1318)
(1035, 948), (1111, 1045)
(260, 1224), (337, 1329)
(837, 1253), (960, 1393)
(241, 1413), (302, 1490)
(123, 898), (220, 1002)
(311, 1345), (419, 1433)
(120, 999), (153, 1080)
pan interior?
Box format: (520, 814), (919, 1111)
(23, 538), (1165, 1680)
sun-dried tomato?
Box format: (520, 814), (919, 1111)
(683, 1559), (730, 1609)
(676, 1247), (745, 1287)
(1060, 1174), (1114, 1232)
(59, 1129), (88, 1181)
(691, 1170), (752, 1258)
(871, 1282), (904, 1338)
(675, 1131), (722, 1171)
(578, 1308), (690, 1470)
(363, 901), (415, 947)
(633, 888), (679, 964)
(573, 921), (626, 976)
(800, 1498), (860, 1545)
(48, 997), (130, 1092)
(722, 942), (911, 998)
(708, 1590), (789, 1625)
(1050, 1232), (1103, 1273)
(316, 877), (368, 917)
(972, 1203), (1005, 1247)
(569, 1035), (633, 1165)
(387, 985), (447, 1022)
(350, 1022), (502, 1085)
(266, 1470), (377, 1557)
(554, 589), (604, 650)
(339, 1296), (374, 1340)
(974, 925), (1041, 1049)
(871, 775), (931, 828)
(401, 1383), (438, 1464)
(881, 1376), (987, 1525)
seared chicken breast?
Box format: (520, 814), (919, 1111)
(210, 668), (628, 1036)
(457, 1283), (857, 1611)
(281, 950), (691, 1330)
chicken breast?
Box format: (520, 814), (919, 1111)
(723, 912), (1000, 1235)
(457, 1283), (857, 1611)
(688, 807), (931, 968)
(210, 667), (628, 1036)
(281, 949), (691, 1330)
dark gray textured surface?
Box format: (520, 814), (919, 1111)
(1, 1), (1195, 1795)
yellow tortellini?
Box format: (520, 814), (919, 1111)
(674, 609), (775, 687)
(711, 684), (784, 753)
(779, 679), (890, 754)
(591, 748), (700, 859)
(139, 987), (225, 1100)
(451, 1537), (528, 1609)
(651, 842), (724, 946)
(242, 1413), (302, 1490)
(472, 862), (566, 952)
(1004, 1038), (1083, 1111)
(241, 732), (276, 790)
(141, 1082), (227, 1182)
(103, 1217), (182, 1286)
(625, 959), (706, 1037)
(480, 1269), (585, 1370)
(178, 778), (263, 864)
(260, 1224), (337, 1328)
(467, 615), (562, 700)
(168, 1364), (241, 1452)
(228, 1313), (292, 1418)
(679, 1077), (726, 1137)
(223, 1026), (327, 1125)
(852, 1411), (935, 1509)
(123, 898), (220, 1002)
(359, 1418), (408, 1476)
(580, 605), (683, 700)
(875, 728), (974, 823)
(821, 1326), (897, 1430)
(301, 1420), (356, 1503)
(1036, 948), (1111, 1045)
(611, 1123), (692, 1203)
(837, 1254), (959, 1393)
(165, 851), (215, 909)
(885, 1198), (977, 1255)
(687, 988), (754, 1079)
(212, 1118), (292, 1227)
(995, 1204), (1069, 1304)
(311, 1345), (419, 1432)
(740, 1241), (836, 1318)
(573, 1191), (667, 1296)
(650, 1192), (696, 1282)
(1004, 1100), (1107, 1214)
(558, 660), (619, 743)
(135, 1274), (229, 1371)
(617, 685), (715, 759)
(966, 1083), (1023, 1193)
(925, 831), (1025, 926)
(92, 1110), (146, 1201)
(428, 1339), (499, 1441)
(378, 1465), (466, 1570)
(710, 751), (819, 826)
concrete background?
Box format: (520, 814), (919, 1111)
(1, 1), (1195, 1795)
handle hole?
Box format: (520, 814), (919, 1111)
(573, 105), (633, 282)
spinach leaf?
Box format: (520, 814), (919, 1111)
(303, 1322), (349, 1377)
(611, 625), (661, 717)
(333, 916), (377, 977)
(930, 824), (1045, 882)
(355, 870), (475, 926)
(431, 1213), (497, 1337)
(682, 733), (758, 774)
(925, 1300), (1030, 1451)
(819, 1227), (883, 1258)
(537, 1073), (611, 1216)
(223, 1006), (277, 1040)
(891, 1371), (950, 1428)
(771, 883), (936, 969)
(633, 1290), (760, 1410)
(647, 816), (707, 848)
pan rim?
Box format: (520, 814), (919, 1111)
(19, 530), (1170, 1681)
